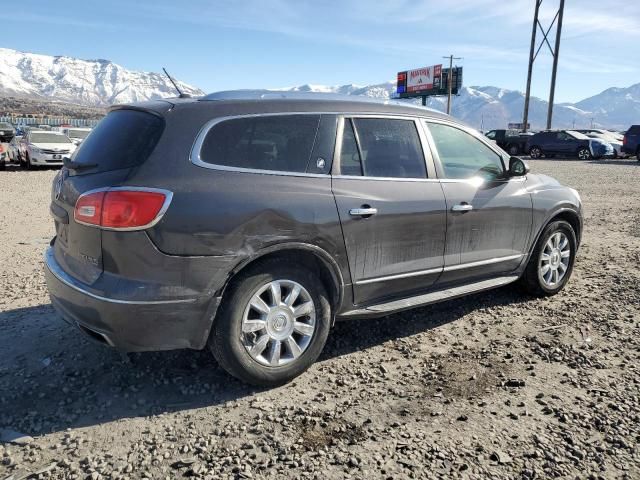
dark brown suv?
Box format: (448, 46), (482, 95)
(45, 91), (582, 386)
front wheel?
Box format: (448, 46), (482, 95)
(520, 220), (577, 296)
(529, 146), (542, 159)
(209, 261), (331, 386)
(577, 147), (591, 160)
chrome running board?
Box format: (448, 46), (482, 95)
(339, 275), (519, 319)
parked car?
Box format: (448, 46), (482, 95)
(61, 127), (92, 145)
(527, 130), (614, 160)
(4, 135), (22, 165)
(622, 125), (640, 161)
(20, 130), (76, 169)
(44, 92), (582, 386)
(484, 129), (533, 155)
(0, 122), (15, 143)
(575, 129), (624, 158)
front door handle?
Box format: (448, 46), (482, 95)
(349, 207), (378, 217)
(451, 203), (473, 212)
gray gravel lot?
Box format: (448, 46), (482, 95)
(1, 158), (639, 480)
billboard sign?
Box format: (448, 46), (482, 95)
(407, 65), (442, 93)
(396, 65), (462, 98)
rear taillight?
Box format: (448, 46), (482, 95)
(74, 188), (172, 230)
(623, 135), (627, 146)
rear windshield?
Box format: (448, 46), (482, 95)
(70, 109), (164, 174)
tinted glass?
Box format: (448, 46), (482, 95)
(339, 120), (363, 176)
(0, 123), (13, 129)
(352, 118), (426, 178)
(200, 115), (320, 173)
(70, 109), (164, 174)
(68, 129), (90, 139)
(31, 133), (73, 144)
(485, 130), (496, 139)
(427, 122), (505, 180)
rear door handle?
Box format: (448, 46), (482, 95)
(349, 207), (378, 217)
(451, 203), (473, 212)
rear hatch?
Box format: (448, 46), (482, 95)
(50, 106), (167, 284)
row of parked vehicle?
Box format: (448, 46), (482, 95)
(485, 126), (640, 161)
(0, 122), (92, 170)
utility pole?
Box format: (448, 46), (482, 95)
(522, 0), (565, 131)
(443, 54), (462, 115)
(546, 0), (564, 129)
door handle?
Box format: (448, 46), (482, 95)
(451, 203), (473, 212)
(349, 207), (378, 217)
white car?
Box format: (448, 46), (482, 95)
(576, 129), (625, 158)
(61, 127), (92, 145)
(20, 131), (76, 169)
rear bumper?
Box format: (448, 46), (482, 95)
(44, 246), (220, 352)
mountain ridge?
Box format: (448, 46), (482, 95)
(0, 47), (636, 129)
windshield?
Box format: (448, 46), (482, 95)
(68, 129), (90, 139)
(0, 123), (13, 130)
(30, 133), (73, 144)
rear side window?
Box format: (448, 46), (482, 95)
(199, 115), (321, 173)
(70, 109), (164, 174)
(344, 118), (426, 179)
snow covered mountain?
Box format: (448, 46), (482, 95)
(0, 47), (636, 129)
(281, 82), (636, 130)
(0, 48), (203, 106)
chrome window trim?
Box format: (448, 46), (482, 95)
(45, 248), (196, 305)
(189, 112), (449, 178)
(356, 254), (524, 285)
(74, 186), (174, 231)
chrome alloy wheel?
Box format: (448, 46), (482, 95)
(539, 232), (571, 288)
(241, 280), (316, 367)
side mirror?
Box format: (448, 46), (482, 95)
(509, 156), (530, 177)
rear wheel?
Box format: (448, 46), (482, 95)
(577, 147), (591, 160)
(636, 148), (640, 161)
(529, 146), (542, 159)
(520, 220), (577, 296)
(209, 261), (331, 386)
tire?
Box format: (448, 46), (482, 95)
(520, 220), (577, 297)
(577, 147), (591, 160)
(209, 260), (331, 386)
(636, 149), (640, 162)
(508, 144), (520, 156)
(24, 153), (34, 170)
(529, 146), (542, 159)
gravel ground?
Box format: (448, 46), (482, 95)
(1, 158), (639, 480)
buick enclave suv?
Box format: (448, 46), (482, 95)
(45, 92), (582, 386)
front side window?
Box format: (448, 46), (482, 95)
(199, 115), (321, 173)
(342, 118), (426, 179)
(426, 122), (505, 180)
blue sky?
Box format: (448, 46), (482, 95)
(1, 0), (639, 102)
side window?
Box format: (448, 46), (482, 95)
(339, 119), (363, 176)
(557, 132), (570, 141)
(351, 118), (427, 179)
(199, 115), (320, 173)
(485, 130), (496, 140)
(426, 122), (505, 180)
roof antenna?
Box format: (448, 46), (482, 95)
(163, 67), (190, 98)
